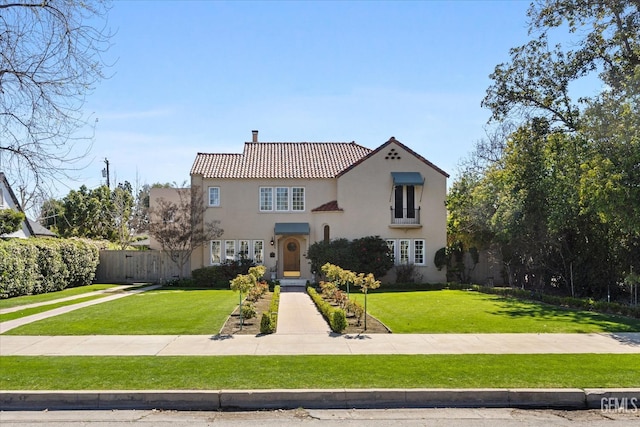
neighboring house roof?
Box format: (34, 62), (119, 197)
(0, 171), (36, 237)
(191, 142), (372, 179)
(28, 218), (57, 238)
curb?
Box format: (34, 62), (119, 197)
(1, 389), (638, 411)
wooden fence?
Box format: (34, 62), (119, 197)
(94, 250), (190, 284)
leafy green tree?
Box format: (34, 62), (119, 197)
(0, 209), (25, 235)
(483, 0), (640, 130)
(111, 182), (135, 249)
(449, 0), (640, 298)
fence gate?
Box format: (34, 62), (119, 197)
(95, 250), (190, 283)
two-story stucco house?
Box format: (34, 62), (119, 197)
(189, 131), (449, 283)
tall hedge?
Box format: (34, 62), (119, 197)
(0, 238), (99, 298)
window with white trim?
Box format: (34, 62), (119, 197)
(399, 239), (410, 265)
(208, 187), (220, 207)
(239, 240), (250, 259)
(210, 240), (221, 265)
(259, 186), (305, 212)
(414, 239), (425, 265)
(253, 240), (264, 264)
(260, 187), (273, 211)
(386, 239), (396, 263)
(292, 187), (305, 211)
(225, 240), (236, 261)
(276, 187), (289, 211)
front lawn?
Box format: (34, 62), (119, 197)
(2, 288), (238, 335)
(0, 354), (638, 389)
(358, 290), (640, 333)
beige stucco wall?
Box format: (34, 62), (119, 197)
(189, 140), (447, 283)
(191, 174), (337, 278)
(334, 141), (447, 282)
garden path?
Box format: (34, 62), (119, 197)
(276, 286), (331, 335)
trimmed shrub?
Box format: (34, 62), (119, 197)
(331, 310), (347, 332)
(260, 312), (274, 334)
(241, 303), (256, 320)
(260, 285), (280, 334)
(307, 286), (347, 333)
(307, 236), (393, 278)
(192, 259), (256, 288)
(0, 238), (99, 299)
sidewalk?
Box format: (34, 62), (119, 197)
(1, 332), (639, 356)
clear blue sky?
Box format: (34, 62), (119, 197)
(74, 0), (534, 193)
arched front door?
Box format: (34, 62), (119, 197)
(283, 238), (301, 278)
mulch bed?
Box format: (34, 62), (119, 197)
(218, 290), (391, 336)
(218, 291), (273, 336)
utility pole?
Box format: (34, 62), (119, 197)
(102, 158), (110, 188)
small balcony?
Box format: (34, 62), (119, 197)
(390, 207), (422, 228)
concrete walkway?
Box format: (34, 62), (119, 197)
(276, 286), (331, 334)
(0, 285), (137, 315)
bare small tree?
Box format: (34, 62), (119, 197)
(0, 0), (113, 209)
(149, 186), (223, 278)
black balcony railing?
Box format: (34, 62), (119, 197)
(390, 207), (421, 225)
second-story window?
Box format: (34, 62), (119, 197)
(276, 187), (289, 211)
(208, 187), (220, 207)
(260, 187), (273, 211)
(394, 185), (415, 219)
(292, 187), (305, 211)
(259, 186), (305, 212)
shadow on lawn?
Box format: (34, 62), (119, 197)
(489, 296), (640, 332)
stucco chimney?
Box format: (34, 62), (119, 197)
(252, 130), (258, 142)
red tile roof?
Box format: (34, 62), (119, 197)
(311, 200), (343, 212)
(191, 142), (372, 179)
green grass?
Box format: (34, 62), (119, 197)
(0, 284), (118, 310)
(0, 295), (110, 322)
(2, 288), (239, 335)
(356, 290), (640, 333)
(0, 354), (638, 389)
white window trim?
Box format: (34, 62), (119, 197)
(239, 240), (250, 259)
(259, 187), (273, 211)
(259, 186), (305, 212)
(210, 240), (222, 265)
(413, 239), (426, 265)
(208, 187), (220, 207)
(399, 239), (411, 265)
(292, 187), (305, 211)
(253, 240), (264, 264)
(386, 239), (396, 263)
(275, 187), (289, 211)
(225, 240), (236, 261)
